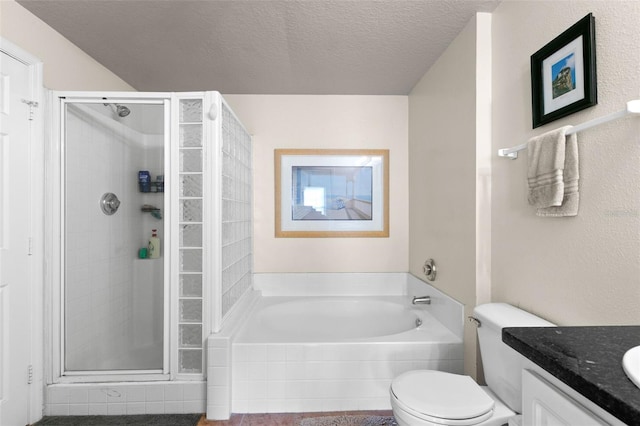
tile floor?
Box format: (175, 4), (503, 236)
(197, 410), (395, 425)
(34, 414), (200, 425)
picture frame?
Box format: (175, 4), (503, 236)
(275, 149), (389, 238)
(531, 13), (597, 128)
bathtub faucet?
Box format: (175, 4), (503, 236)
(412, 295), (431, 305)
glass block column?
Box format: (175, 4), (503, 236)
(220, 103), (253, 318)
(177, 99), (204, 374)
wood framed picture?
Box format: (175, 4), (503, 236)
(275, 149), (389, 238)
(531, 13), (597, 128)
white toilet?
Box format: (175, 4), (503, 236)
(390, 303), (554, 426)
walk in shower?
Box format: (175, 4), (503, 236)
(45, 91), (252, 414)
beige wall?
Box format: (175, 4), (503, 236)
(224, 95), (409, 273)
(0, 0), (134, 91)
(408, 14), (492, 379)
(491, 1), (640, 325)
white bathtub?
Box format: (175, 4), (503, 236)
(235, 296), (428, 343)
(206, 273), (464, 419)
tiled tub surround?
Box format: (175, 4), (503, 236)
(207, 273), (464, 420)
(503, 326), (640, 425)
(45, 381), (206, 416)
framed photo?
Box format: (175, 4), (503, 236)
(275, 149), (389, 238)
(531, 13), (597, 128)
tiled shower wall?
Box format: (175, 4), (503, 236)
(220, 103), (252, 318)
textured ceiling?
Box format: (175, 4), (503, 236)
(18, 0), (500, 95)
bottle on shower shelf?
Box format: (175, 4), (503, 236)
(138, 170), (151, 192)
(148, 229), (160, 259)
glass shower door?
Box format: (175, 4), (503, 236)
(63, 100), (166, 372)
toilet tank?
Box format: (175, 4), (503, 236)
(473, 303), (554, 413)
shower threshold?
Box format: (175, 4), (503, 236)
(57, 371), (169, 384)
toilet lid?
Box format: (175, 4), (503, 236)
(391, 370), (494, 422)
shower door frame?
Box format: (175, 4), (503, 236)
(46, 91), (213, 383)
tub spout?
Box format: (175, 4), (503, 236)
(412, 295), (431, 305)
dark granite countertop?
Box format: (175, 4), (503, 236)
(503, 326), (640, 425)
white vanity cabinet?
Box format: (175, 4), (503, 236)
(522, 369), (612, 426)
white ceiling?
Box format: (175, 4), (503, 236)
(18, 0), (501, 95)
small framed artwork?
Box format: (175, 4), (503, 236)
(531, 13), (597, 128)
(275, 149), (389, 238)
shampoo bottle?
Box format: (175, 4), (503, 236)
(148, 229), (160, 259)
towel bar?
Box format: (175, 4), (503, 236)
(498, 99), (640, 159)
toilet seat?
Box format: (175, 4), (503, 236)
(390, 370), (495, 425)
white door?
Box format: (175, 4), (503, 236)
(0, 51), (35, 426)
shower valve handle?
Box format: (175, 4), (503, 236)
(100, 192), (121, 215)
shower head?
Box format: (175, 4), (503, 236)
(115, 104), (131, 117)
(104, 103), (131, 118)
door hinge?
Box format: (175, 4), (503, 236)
(27, 365), (33, 384)
(21, 99), (39, 121)
(28, 237), (33, 256)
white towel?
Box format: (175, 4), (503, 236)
(527, 126), (579, 217)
